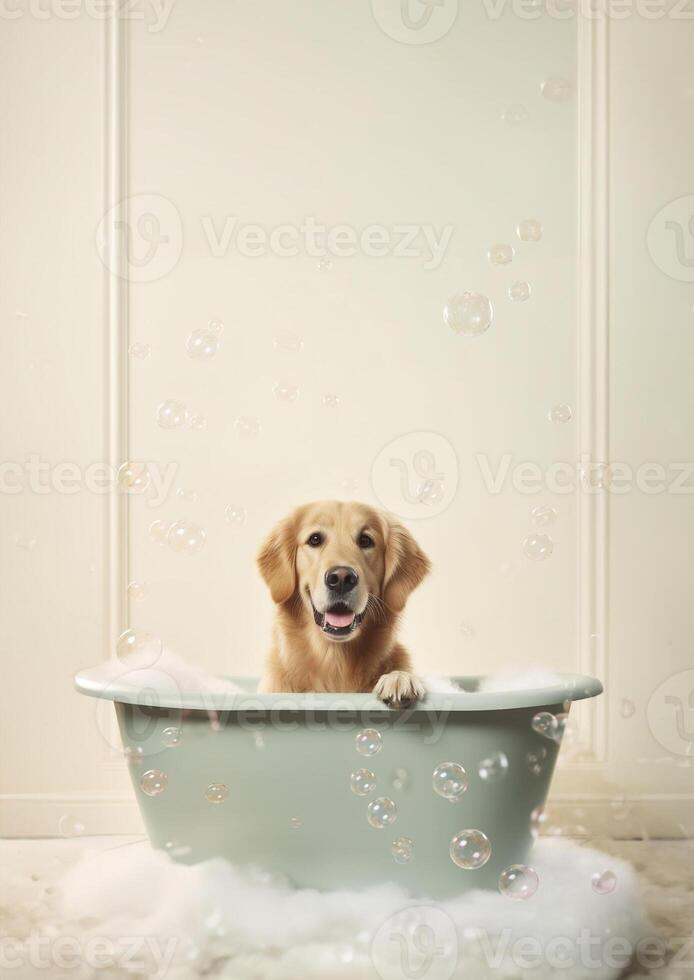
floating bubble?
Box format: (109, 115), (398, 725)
(517, 218), (543, 242)
(234, 416), (262, 437)
(14, 535), (36, 550)
(449, 829), (491, 869)
(323, 393), (340, 408)
(432, 762), (468, 802)
(548, 403), (573, 424)
(273, 383), (299, 402)
(141, 770), (168, 796)
(317, 258), (333, 272)
(157, 400), (188, 429)
(478, 752), (509, 782)
(499, 864), (539, 900)
(149, 520), (170, 545)
(392, 768), (409, 791)
(124, 745), (144, 766)
(444, 292), (493, 337)
(592, 870), (617, 895)
(58, 815), (86, 838)
(128, 342), (150, 359)
(208, 319), (224, 335)
(488, 243), (515, 266)
(531, 504), (558, 528)
(503, 104), (529, 126)
(253, 731), (265, 751)
(225, 504), (247, 526)
(127, 581), (147, 602)
(187, 328), (220, 360)
(162, 726), (183, 748)
(116, 628), (162, 669)
(541, 77), (572, 102)
(553, 712), (569, 742)
(621, 699), (636, 719)
(523, 533), (554, 561)
(205, 783), (229, 804)
(167, 521), (206, 554)
(527, 748), (547, 777)
(188, 415), (207, 430)
(530, 806), (546, 838)
(176, 488), (198, 503)
(416, 479), (445, 506)
(580, 460), (611, 490)
(508, 280), (531, 302)
(367, 797), (397, 829)
(391, 836), (415, 864)
(532, 711), (559, 740)
(290, 816), (302, 829)
(273, 332), (304, 354)
(117, 461), (150, 494)
(356, 729), (382, 756)
(351, 769), (377, 796)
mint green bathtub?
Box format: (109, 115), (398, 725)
(74, 671), (602, 898)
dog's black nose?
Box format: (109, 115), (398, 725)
(325, 566), (359, 594)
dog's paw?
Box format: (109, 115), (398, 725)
(373, 671), (425, 709)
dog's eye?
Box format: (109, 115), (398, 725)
(307, 532), (323, 547)
(358, 532), (374, 549)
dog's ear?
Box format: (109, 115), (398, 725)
(381, 517), (431, 613)
(257, 516), (297, 604)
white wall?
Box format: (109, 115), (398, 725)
(1, 2), (693, 838)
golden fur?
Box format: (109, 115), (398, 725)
(257, 501), (430, 706)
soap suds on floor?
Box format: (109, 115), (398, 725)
(0, 837), (655, 980)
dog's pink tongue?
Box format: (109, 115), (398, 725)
(325, 610), (355, 628)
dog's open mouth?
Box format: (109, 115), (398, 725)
(310, 598), (365, 637)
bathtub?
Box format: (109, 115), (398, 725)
(75, 669), (602, 898)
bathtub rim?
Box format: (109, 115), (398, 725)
(74, 668), (602, 712)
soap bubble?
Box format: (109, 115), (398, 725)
(509, 280), (531, 302)
(499, 864), (539, 900)
(225, 504), (247, 526)
(478, 752), (509, 782)
(188, 414), (207, 430)
(323, 393), (340, 408)
(541, 77), (572, 102)
(391, 836), (415, 864)
(273, 332), (304, 353)
(157, 400), (188, 429)
(317, 257), (333, 272)
(124, 745), (144, 766)
(149, 520), (170, 545)
(290, 816), (302, 830)
(392, 767), (409, 791)
(416, 479), (445, 506)
(621, 699), (635, 719)
(116, 628), (162, 669)
(59, 815), (86, 838)
(127, 581), (147, 601)
(532, 711), (559, 740)
(273, 382), (299, 402)
(580, 460), (612, 491)
(548, 403), (573, 424)
(432, 762), (468, 801)
(167, 521), (206, 554)
(527, 747), (547, 776)
(531, 504), (558, 528)
(205, 783), (229, 804)
(503, 104), (529, 126)
(186, 328), (220, 360)
(128, 342), (150, 359)
(444, 292), (493, 337)
(350, 769), (377, 796)
(141, 770), (168, 796)
(449, 829), (491, 869)
(176, 488), (198, 503)
(530, 805), (546, 838)
(208, 319), (224, 336)
(234, 416), (262, 437)
(553, 712), (568, 743)
(517, 219), (543, 242)
(523, 533), (554, 561)
(488, 243), (515, 266)
(14, 535), (36, 550)
(356, 729), (382, 756)
(367, 797), (397, 829)
(117, 461), (150, 494)
(592, 870), (617, 894)
(162, 726), (183, 748)
(460, 621), (475, 639)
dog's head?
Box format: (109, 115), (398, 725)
(257, 501), (430, 642)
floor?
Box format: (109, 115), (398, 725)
(0, 837), (692, 978)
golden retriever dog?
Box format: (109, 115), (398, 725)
(257, 501), (430, 706)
